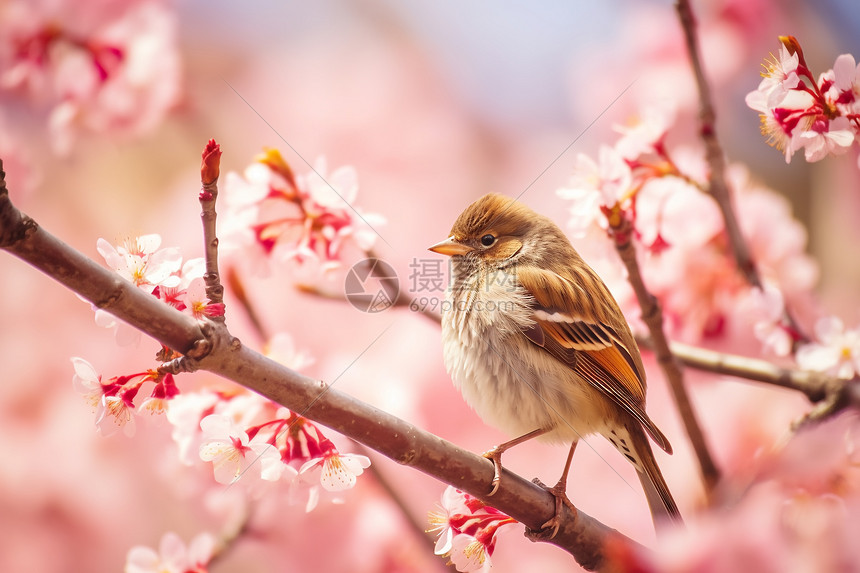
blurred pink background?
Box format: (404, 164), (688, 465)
(2, 0), (860, 571)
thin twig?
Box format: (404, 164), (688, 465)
(0, 158), (638, 571)
(606, 208), (721, 493)
(675, 0), (756, 287)
(674, 0), (808, 344)
(199, 140), (226, 321)
(643, 337), (858, 426)
(658, 339), (830, 400)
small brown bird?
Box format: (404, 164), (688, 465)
(429, 193), (681, 536)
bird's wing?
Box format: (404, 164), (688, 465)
(516, 265), (672, 454)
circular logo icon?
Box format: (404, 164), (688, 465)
(345, 258), (400, 313)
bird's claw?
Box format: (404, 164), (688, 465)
(482, 447), (504, 496)
(526, 477), (577, 540)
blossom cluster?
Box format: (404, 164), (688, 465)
(92, 234), (223, 345)
(72, 233), (222, 432)
(428, 486), (518, 572)
(556, 100), (860, 379)
(72, 356), (176, 437)
(74, 251), (368, 505)
(76, 233), (374, 568)
(73, 337), (371, 507)
(0, 0), (181, 154)
(746, 35), (860, 165)
(220, 149), (384, 278)
(169, 384), (371, 509)
(557, 104), (817, 343)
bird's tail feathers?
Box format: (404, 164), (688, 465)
(607, 423), (683, 528)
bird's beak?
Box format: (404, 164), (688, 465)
(428, 236), (472, 256)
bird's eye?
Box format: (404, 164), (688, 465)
(480, 234), (496, 247)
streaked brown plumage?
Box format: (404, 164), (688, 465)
(429, 193), (681, 535)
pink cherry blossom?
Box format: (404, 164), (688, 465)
(125, 531), (215, 573)
(557, 145), (632, 237)
(632, 169), (741, 339)
(92, 236), (221, 338)
(0, 0), (181, 154)
(748, 285), (794, 357)
(181, 277), (224, 319)
(745, 88), (816, 163)
(72, 358), (154, 437)
(638, 161), (816, 342)
(71, 356), (105, 411)
(428, 486), (517, 573)
(167, 389), (350, 503)
(98, 392), (137, 437)
(796, 317), (860, 379)
(635, 172), (723, 253)
(560, 101), (818, 344)
(821, 53), (860, 115)
(755, 44), (802, 108)
(429, 486), (471, 557)
(97, 234), (182, 293)
(221, 149), (384, 278)
(449, 534), (493, 573)
(264, 332), (315, 371)
(198, 414), (282, 485)
(797, 116), (855, 162)
(613, 102), (676, 159)
(165, 390), (221, 466)
(298, 449), (371, 492)
(94, 371), (156, 438)
(747, 37), (860, 165)
(138, 373), (179, 416)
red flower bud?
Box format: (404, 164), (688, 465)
(201, 139), (222, 185)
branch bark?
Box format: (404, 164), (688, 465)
(0, 159), (636, 571)
(652, 338), (859, 426)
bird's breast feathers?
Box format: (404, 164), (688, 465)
(440, 268), (610, 440)
(445, 266), (534, 342)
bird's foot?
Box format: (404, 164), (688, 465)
(526, 477), (577, 540)
(481, 446), (506, 496)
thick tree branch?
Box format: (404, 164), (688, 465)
(0, 174), (206, 358)
(226, 256), (438, 556)
(0, 159), (636, 571)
